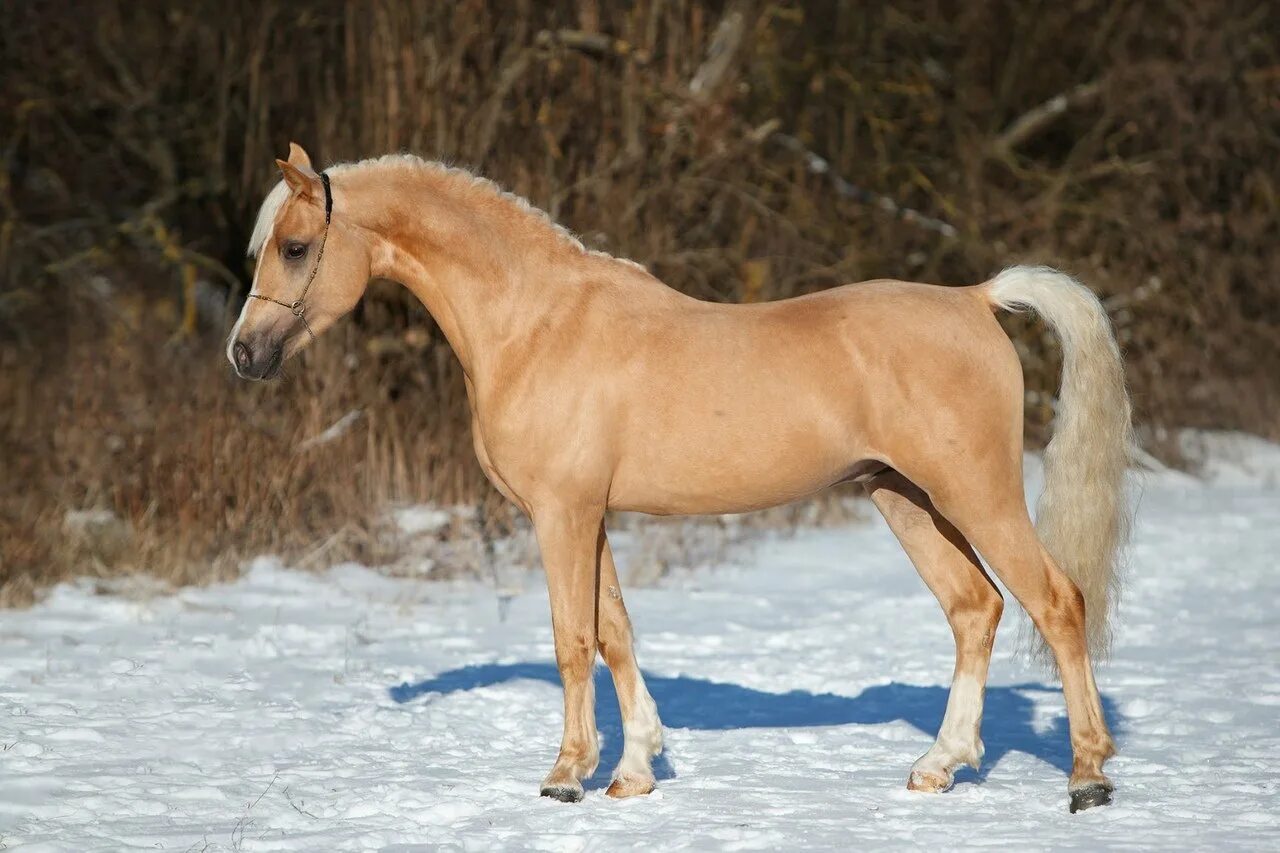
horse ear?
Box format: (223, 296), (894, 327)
(287, 142), (313, 170)
(276, 159), (320, 200)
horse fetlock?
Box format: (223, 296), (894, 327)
(1069, 760), (1112, 788)
(908, 736), (983, 794)
(628, 698), (664, 757)
(1070, 737), (1115, 779)
(647, 726), (665, 758)
(961, 736), (984, 768)
(547, 743), (598, 778)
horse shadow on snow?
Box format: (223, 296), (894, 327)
(389, 663), (1122, 791)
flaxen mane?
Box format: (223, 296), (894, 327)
(249, 154), (642, 271)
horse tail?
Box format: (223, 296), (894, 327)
(984, 265), (1135, 661)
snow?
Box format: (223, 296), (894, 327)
(391, 506), (454, 538)
(3, 433), (1279, 850)
(1177, 430), (1280, 489)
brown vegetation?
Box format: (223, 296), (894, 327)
(2, 1), (1278, 604)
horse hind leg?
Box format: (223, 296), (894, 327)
(924, 472), (1117, 812)
(866, 470), (1004, 793)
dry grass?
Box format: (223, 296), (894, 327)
(2, 1), (1277, 603)
(0, 279), (509, 605)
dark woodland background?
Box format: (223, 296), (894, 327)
(2, 0), (1277, 603)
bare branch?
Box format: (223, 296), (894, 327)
(689, 4), (753, 102)
(992, 80), (1104, 155)
(767, 132), (959, 239)
(297, 410), (364, 454)
(534, 29), (647, 63)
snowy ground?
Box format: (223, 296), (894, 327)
(3, 434), (1279, 851)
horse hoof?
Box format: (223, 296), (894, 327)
(1068, 783), (1113, 813)
(907, 769), (953, 793)
(540, 785), (584, 803)
(606, 776), (656, 799)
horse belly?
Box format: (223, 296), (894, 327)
(607, 403), (865, 515)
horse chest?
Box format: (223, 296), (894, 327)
(467, 416), (524, 508)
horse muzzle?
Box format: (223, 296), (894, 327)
(230, 334), (285, 381)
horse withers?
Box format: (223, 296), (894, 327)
(229, 144), (1132, 813)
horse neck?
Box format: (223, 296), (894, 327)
(344, 166), (583, 381)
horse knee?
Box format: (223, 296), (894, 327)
(555, 630), (596, 680)
(598, 636), (626, 671)
(598, 618), (635, 664)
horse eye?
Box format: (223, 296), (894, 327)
(284, 242), (307, 260)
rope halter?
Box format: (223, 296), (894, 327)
(247, 171), (332, 341)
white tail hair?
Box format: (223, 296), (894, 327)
(987, 265), (1135, 662)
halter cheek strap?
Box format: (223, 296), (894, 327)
(247, 171), (332, 341)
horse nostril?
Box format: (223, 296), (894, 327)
(233, 341), (252, 373)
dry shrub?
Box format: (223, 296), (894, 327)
(2, 1), (1277, 601)
(0, 271), (508, 604)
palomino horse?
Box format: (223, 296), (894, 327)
(229, 144), (1133, 813)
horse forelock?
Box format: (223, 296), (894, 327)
(247, 180), (290, 258)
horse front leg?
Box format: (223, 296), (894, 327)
(532, 501), (605, 802)
(596, 528), (663, 797)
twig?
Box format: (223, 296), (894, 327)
(992, 80), (1104, 155)
(534, 29), (648, 64)
(295, 523), (359, 570)
(296, 409), (364, 453)
(472, 46), (536, 167)
(249, 773), (278, 810)
(767, 132), (959, 239)
(284, 785), (320, 820)
(689, 3), (753, 102)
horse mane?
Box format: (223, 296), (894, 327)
(247, 153), (645, 272)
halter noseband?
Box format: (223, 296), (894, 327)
(247, 171), (332, 341)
